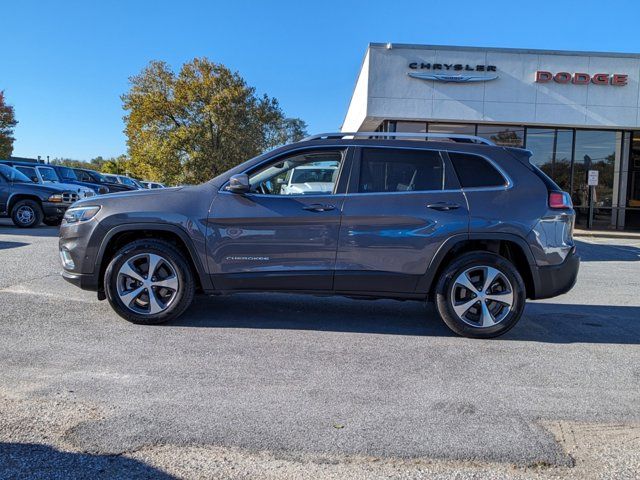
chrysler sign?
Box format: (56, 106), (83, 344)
(408, 62), (499, 83)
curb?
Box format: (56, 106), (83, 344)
(574, 230), (640, 240)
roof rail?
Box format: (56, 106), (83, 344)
(301, 132), (495, 146)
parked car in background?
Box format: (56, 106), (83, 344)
(0, 161), (95, 199)
(59, 132), (579, 338)
(140, 181), (166, 189)
(0, 164), (80, 227)
(279, 164), (338, 195)
(103, 174), (145, 190)
(50, 165), (109, 195)
(73, 168), (135, 193)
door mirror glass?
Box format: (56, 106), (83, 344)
(227, 174), (250, 194)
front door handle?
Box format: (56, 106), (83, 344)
(303, 204), (336, 212)
(427, 202), (461, 211)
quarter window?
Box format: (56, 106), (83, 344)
(448, 152), (506, 188)
(358, 148), (444, 193)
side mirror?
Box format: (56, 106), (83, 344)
(227, 174), (250, 194)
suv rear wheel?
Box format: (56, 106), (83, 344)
(104, 239), (195, 324)
(435, 252), (525, 338)
(11, 199), (43, 228)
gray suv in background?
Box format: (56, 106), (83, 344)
(59, 132), (579, 338)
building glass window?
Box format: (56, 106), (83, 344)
(554, 130), (573, 193)
(525, 129), (555, 176)
(572, 130), (619, 208)
(394, 121), (427, 133)
(626, 133), (640, 230)
(477, 125), (524, 147)
(525, 129), (572, 192)
(427, 123), (476, 135)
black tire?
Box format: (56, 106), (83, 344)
(11, 199), (43, 228)
(435, 252), (526, 339)
(43, 217), (62, 227)
(104, 239), (195, 325)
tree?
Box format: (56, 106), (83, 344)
(122, 58), (307, 185)
(0, 91), (18, 158)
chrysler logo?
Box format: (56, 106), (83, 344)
(408, 72), (498, 83)
(408, 62), (498, 83)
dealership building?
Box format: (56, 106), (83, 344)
(343, 43), (640, 230)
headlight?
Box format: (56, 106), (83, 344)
(48, 194), (64, 203)
(63, 206), (101, 224)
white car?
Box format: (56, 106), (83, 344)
(103, 174), (145, 189)
(13, 164), (95, 199)
(140, 181), (166, 189)
(280, 165), (338, 195)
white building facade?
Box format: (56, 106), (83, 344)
(343, 43), (640, 230)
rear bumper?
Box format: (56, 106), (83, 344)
(531, 247), (580, 299)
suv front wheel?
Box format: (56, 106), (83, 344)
(104, 239), (195, 324)
(11, 199), (43, 228)
(435, 252), (526, 339)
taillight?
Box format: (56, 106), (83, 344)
(549, 191), (572, 209)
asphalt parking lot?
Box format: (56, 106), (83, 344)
(0, 218), (639, 479)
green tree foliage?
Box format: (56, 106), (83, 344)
(122, 58), (307, 185)
(0, 91), (18, 158)
(52, 155), (130, 175)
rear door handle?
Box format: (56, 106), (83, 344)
(427, 202), (461, 211)
(303, 204), (336, 212)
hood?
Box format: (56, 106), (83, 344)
(13, 181), (73, 194)
(73, 185), (185, 207)
(43, 181), (92, 193)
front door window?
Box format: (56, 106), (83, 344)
(249, 150), (343, 196)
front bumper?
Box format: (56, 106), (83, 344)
(42, 202), (72, 219)
(531, 246), (580, 299)
(62, 270), (100, 291)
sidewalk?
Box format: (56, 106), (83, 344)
(574, 228), (640, 240)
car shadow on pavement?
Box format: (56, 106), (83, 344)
(575, 239), (640, 262)
(0, 240), (29, 250)
(172, 294), (640, 344)
(0, 225), (59, 237)
(0, 442), (175, 479)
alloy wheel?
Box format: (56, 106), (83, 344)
(16, 206), (35, 225)
(116, 253), (180, 315)
(450, 265), (514, 328)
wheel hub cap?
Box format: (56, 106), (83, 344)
(450, 266), (514, 328)
(116, 253), (179, 315)
(17, 206), (35, 224)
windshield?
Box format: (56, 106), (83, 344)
(120, 176), (137, 187)
(38, 167), (60, 182)
(92, 171), (107, 182)
(58, 166), (77, 181)
(0, 164), (33, 183)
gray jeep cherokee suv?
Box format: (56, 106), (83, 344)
(59, 132), (579, 338)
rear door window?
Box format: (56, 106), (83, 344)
(358, 148), (444, 193)
(448, 152), (506, 188)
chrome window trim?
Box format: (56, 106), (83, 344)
(218, 143), (512, 195)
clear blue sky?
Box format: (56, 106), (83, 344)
(4, 0), (640, 160)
